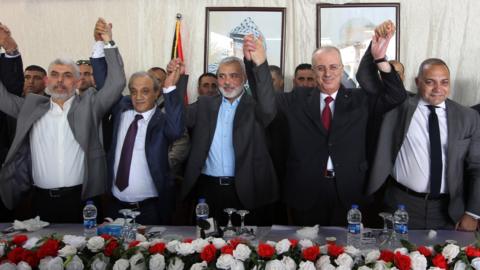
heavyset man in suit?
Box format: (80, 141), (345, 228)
(269, 20), (407, 226)
(365, 57), (480, 231)
(0, 18), (126, 223)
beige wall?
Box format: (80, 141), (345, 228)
(1, 0), (479, 105)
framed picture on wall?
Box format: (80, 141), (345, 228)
(317, 3), (400, 84)
(205, 7), (286, 74)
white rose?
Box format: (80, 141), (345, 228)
(409, 251), (427, 270)
(17, 261), (32, 270)
(282, 256), (297, 270)
(319, 245), (329, 255)
(231, 260), (246, 270)
(216, 254), (235, 269)
(136, 234), (147, 242)
(0, 262), (16, 270)
(428, 267), (443, 270)
(454, 261), (467, 270)
(471, 258), (480, 270)
(344, 245), (361, 257)
(91, 257), (109, 270)
(112, 259), (129, 270)
(175, 242), (195, 256)
(47, 257), (65, 270)
(299, 239), (314, 249)
(149, 254), (166, 270)
(212, 238), (227, 249)
(23, 237), (40, 249)
(59, 245), (77, 257)
(275, 239), (292, 255)
(320, 263), (336, 270)
(192, 239), (209, 253)
(373, 261), (388, 270)
(167, 257), (184, 270)
(365, 250), (381, 264)
(39, 257), (53, 270)
(265, 259), (286, 270)
(129, 253), (146, 270)
(358, 266), (373, 270)
(316, 255), (331, 268)
(166, 240), (180, 253)
(299, 261), (316, 270)
(442, 244), (460, 263)
(266, 240), (277, 247)
(65, 255), (84, 270)
(233, 244), (251, 261)
(394, 248), (408, 255)
(0, 243), (4, 257)
(63, 235), (87, 250)
(336, 265), (351, 270)
(190, 261), (208, 270)
(138, 241), (150, 250)
(87, 237), (105, 252)
(334, 253), (353, 268)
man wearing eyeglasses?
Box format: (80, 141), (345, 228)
(266, 20), (406, 226)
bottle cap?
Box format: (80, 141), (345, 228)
(86, 200), (94, 205)
(351, 204), (359, 209)
(398, 204), (405, 210)
(198, 197), (206, 203)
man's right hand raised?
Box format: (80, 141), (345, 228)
(164, 58), (184, 88)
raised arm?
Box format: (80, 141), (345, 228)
(162, 58), (185, 142)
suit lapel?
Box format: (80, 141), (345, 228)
(330, 87), (352, 135)
(304, 88), (327, 135)
(445, 99), (457, 193)
(233, 93), (252, 130)
(207, 96), (222, 146)
(146, 107), (161, 143)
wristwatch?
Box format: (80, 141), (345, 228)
(104, 40), (116, 47)
(374, 57), (387, 64)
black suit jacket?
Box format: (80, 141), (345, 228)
(278, 48), (407, 210)
(181, 62), (279, 209)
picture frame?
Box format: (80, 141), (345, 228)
(317, 3), (400, 83)
(205, 7), (286, 74)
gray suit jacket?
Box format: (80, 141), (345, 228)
(368, 95), (480, 221)
(0, 48), (126, 209)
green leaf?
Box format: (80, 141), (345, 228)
(400, 239), (417, 252)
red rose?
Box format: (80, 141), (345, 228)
(432, 254), (447, 269)
(104, 239), (119, 257)
(7, 247), (25, 264)
(128, 240), (141, 248)
(379, 250), (395, 263)
(257, 243), (275, 259)
(289, 239), (299, 248)
(327, 244), (344, 258)
(12, 235), (28, 246)
(36, 239), (60, 259)
(466, 246), (480, 258)
(149, 242), (166, 254)
(183, 238), (193, 243)
(221, 245), (234, 255)
(100, 234), (113, 241)
(229, 238), (243, 249)
(417, 246), (432, 257)
(200, 244), (217, 263)
(394, 251), (412, 270)
(20, 249), (39, 267)
(302, 246), (320, 261)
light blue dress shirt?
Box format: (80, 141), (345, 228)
(202, 95), (242, 177)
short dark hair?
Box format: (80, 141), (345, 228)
(25, 65), (46, 76)
(268, 65), (283, 79)
(198, 72), (217, 87)
(148, 67), (166, 74)
(294, 63), (312, 76)
(417, 58), (450, 78)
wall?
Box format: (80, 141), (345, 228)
(1, 0), (479, 105)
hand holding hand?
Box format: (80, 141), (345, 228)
(371, 20), (395, 60)
(0, 23), (17, 53)
(94, 18), (113, 43)
(164, 58), (184, 87)
(243, 34), (266, 66)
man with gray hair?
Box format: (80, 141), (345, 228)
(0, 18), (126, 223)
(178, 37), (278, 225)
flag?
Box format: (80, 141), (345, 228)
(171, 13), (187, 104)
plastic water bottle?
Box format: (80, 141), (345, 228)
(347, 204), (362, 248)
(195, 198), (209, 238)
(83, 200), (97, 238)
(394, 204), (409, 245)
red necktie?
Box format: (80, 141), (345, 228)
(116, 114), (143, 191)
(322, 96), (333, 131)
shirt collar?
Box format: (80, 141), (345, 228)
(134, 106), (156, 122)
(320, 90), (339, 101)
(418, 98), (446, 110)
(50, 94), (75, 111)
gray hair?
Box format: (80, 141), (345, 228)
(48, 58), (80, 78)
(417, 58), (450, 78)
(217, 56), (246, 79)
(311, 46), (343, 66)
(128, 71), (160, 92)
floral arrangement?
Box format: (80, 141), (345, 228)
(0, 232), (479, 270)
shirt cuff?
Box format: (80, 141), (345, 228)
(163, 86), (176, 94)
(3, 52), (20, 58)
(91, 41), (105, 58)
(465, 211), (480, 219)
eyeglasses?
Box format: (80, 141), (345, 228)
(313, 64), (343, 73)
(76, 60), (91, 66)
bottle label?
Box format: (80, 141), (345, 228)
(84, 219), (96, 229)
(394, 223), (408, 234)
(348, 223), (361, 234)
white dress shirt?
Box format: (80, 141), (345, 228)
(393, 99), (448, 193)
(320, 91), (338, 171)
(30, 96), (85, 188)
(112, 107), (159, 202)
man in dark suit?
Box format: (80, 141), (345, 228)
(179, 35), (278, 225)
(0, 18), (126, 223)
(270, 20), (406, 226)
(105, 64), (184, 225)
(365, 56), (480, 231)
